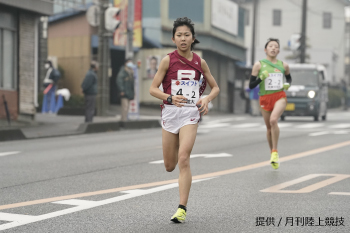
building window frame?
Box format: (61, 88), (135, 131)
(0, 9), (17, 91)
(245, 9), (249, 26)
(273, 9), (282, 26)
(323, 12), (332, 29)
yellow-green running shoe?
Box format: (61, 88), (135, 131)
(270, 151), (279, 169)
(171, 208), (186, 223)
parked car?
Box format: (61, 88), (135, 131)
(282, 64), (328, 121)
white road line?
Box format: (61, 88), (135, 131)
(309, 131), (330, 137)
(0, 213), (35, 222)
(149, 153), (233, 164)
(52, 199), (99, 206)
(329, 192), (350, 196)
(328, 124), (350, 129)
(191, 153), (232, 158)
(296, 123), (325, 129)
(333, 130), (349, 135)
(0, 151), (20, 157)
(207, 117), (246, 124)
(0, 178), (214, 231)
(199, 123), (231, 129)
(277, 123), (293, 128)
(231, 123), (261, 128)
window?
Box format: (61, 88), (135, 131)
(323, 12), (332, 29)
(245, 9), (249, 26)
(273, 9), (281, 26)
(169, 0), (204, 23)
(0, 10), (17, 90)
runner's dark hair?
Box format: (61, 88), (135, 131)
(172, 17), (200, 51)
(265, 38), (280, 48)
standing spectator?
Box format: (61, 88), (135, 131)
(42, 60), (61, 113)
(81, 61), (98, 122)
(116, 58), (135, 121)
(43, 60), (61, 87)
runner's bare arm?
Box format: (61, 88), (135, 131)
(251, 61), (261, 76)
(197, 59), (220, 115)
(283, 62), (290, 75)
(149, 56), (187, 106)
(249, 62), (262, 89)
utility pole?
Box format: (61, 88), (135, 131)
(125, 0), (134, 59)
(300, 0), (307, 63)
(251, 0), (257, 66)
(97, 0), (110, 116)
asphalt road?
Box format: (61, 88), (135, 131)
(1, 110), (350, 232)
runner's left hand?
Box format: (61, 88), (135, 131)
(196, 97), (209, 115)
(283, 83), (290, 90)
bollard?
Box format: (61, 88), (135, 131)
(2, 95), (11, 126)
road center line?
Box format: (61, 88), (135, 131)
(0, 140), (349, 211)
(0, 151), (20, 157)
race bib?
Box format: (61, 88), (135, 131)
(171, 70), (199, 107)
(265, 73), (283, 90)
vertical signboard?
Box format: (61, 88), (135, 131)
(128, 66), (139, 120)
(211, 0), (238, 35)
(113, 0), (142, 47)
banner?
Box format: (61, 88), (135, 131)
(211, 0), (238, 35)
(113, 0), (142, 48)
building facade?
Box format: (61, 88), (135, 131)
(0, 0), (53, 121)
(242, 0), (349, 83)
(47, 0), (247, 113)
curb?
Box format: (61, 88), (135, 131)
(77, 122), (121, 134)
(78, 119), (161, 134)
(0, 129), (26, 142)
(0, 120), (161, 142)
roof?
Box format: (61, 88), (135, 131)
(49, 3), (93, 23)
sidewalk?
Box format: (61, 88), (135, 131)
(0, 105), (162, 141)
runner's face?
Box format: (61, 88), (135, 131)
(172, 25), (194, 52)
(265, 41), (280, 57)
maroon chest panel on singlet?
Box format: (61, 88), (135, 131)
(162, 51), (202, 104)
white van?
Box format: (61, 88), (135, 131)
(282, 64), (328, 121)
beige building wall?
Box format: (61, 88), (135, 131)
(48, 14), (95, 96)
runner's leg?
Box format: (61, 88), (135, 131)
(177, 124), (198, 206)
(162, 128), (179, 172)
(261, 108), (273, 151)
(270, 98), (287, 150)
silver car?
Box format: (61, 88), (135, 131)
(282, 64), (328, 121)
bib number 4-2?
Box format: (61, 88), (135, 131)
(171, 70), (199, 107)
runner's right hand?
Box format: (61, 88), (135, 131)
(172, 95), (188, 107)
(259, 70), (269, 81)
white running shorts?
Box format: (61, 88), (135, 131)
(161, 105), (200, 134)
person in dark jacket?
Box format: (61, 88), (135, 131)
(116, 58), (135, 121)
(81, 61), (98, 122)
(42, 60), (61, 113)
